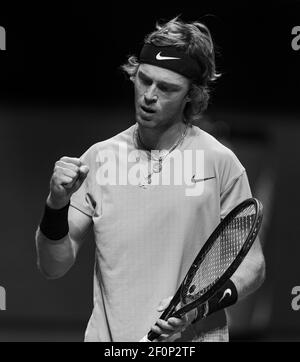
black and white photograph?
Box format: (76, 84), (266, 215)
(0, 1), (300, 347)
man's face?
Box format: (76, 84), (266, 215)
(134, 64), (190, 129)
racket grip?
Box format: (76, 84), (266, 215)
(145, 303), (178, 341)
(147, 330), (160, 341)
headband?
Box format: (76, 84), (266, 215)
(139, 43), (202, 82)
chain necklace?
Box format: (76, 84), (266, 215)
(133, 123), (189, 186)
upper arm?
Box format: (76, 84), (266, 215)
(218, 152), (266, 292)
(219, 147), (251, 219)
(68, 205), (93, 256)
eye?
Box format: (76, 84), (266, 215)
(158, 83), (180, 93)
(138, 73), (152, 86)
(158, 84), (170, 93)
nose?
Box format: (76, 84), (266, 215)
(144, 85), (158, 104)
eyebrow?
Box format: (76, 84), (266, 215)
(138, 70), (182, 89)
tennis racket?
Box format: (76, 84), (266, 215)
(140, 197), (263, 342)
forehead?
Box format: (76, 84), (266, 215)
(138, 63), (189, 87)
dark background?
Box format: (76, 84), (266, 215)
(1, 2), (300, 111)
(0, 1), (300, 341)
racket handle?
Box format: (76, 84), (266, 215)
(145, 303), (178, 341)
(159, 303), (176, 320)
(143, 288), (181, 342)
(147, 330), (160, 341)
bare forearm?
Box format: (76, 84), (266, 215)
(35, 227), (76, 279)
(231, 239), (266, 300)
(36, 156), (92, 279)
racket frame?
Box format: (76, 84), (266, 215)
(147, 197), (263, 339)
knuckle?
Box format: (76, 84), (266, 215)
(54, 166), (62, 175)
(53, 168), (59, 177)
(70, 157), (80, 166)
(70, 170), (78, 179)
(73, 165), (80, 173)
(62, 175), (71, 183)
(152, 325), (161, 333)
(65, 162), (79, 172)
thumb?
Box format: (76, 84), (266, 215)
(157, 296), (173, 312)
(69, 165), (89, 191)
(79, 165), (89, 176)
(77, 165), (89, 182)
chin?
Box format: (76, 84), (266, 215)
(136, 114), (156, 127)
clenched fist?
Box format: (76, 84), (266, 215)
(47, 156), (89, 209)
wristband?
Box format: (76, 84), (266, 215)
(39, 201), (70, 240)
(193, 279), (238, 322)
(192, 302), (206, 324)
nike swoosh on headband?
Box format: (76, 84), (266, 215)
(218, 288), (232, 303)
(156, 52), (181, 61)
(191, 175), (216, 183)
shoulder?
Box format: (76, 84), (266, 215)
(190, 125), (244, 170)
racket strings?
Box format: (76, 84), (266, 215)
(181, 204), (256, 304)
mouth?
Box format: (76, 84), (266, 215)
(140, 105), (156, 114)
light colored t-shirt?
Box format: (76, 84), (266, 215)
(70, 123), (252, 342)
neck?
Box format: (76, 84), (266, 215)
(137, 121), (187, 151)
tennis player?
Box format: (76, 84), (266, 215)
(35, 17), (265, 342)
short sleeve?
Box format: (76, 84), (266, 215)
(220, 170), (252, 219)
(70, 147), (97, 217)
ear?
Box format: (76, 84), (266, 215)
(185, 88), (192, 102)
(185, 94), (191, 102)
